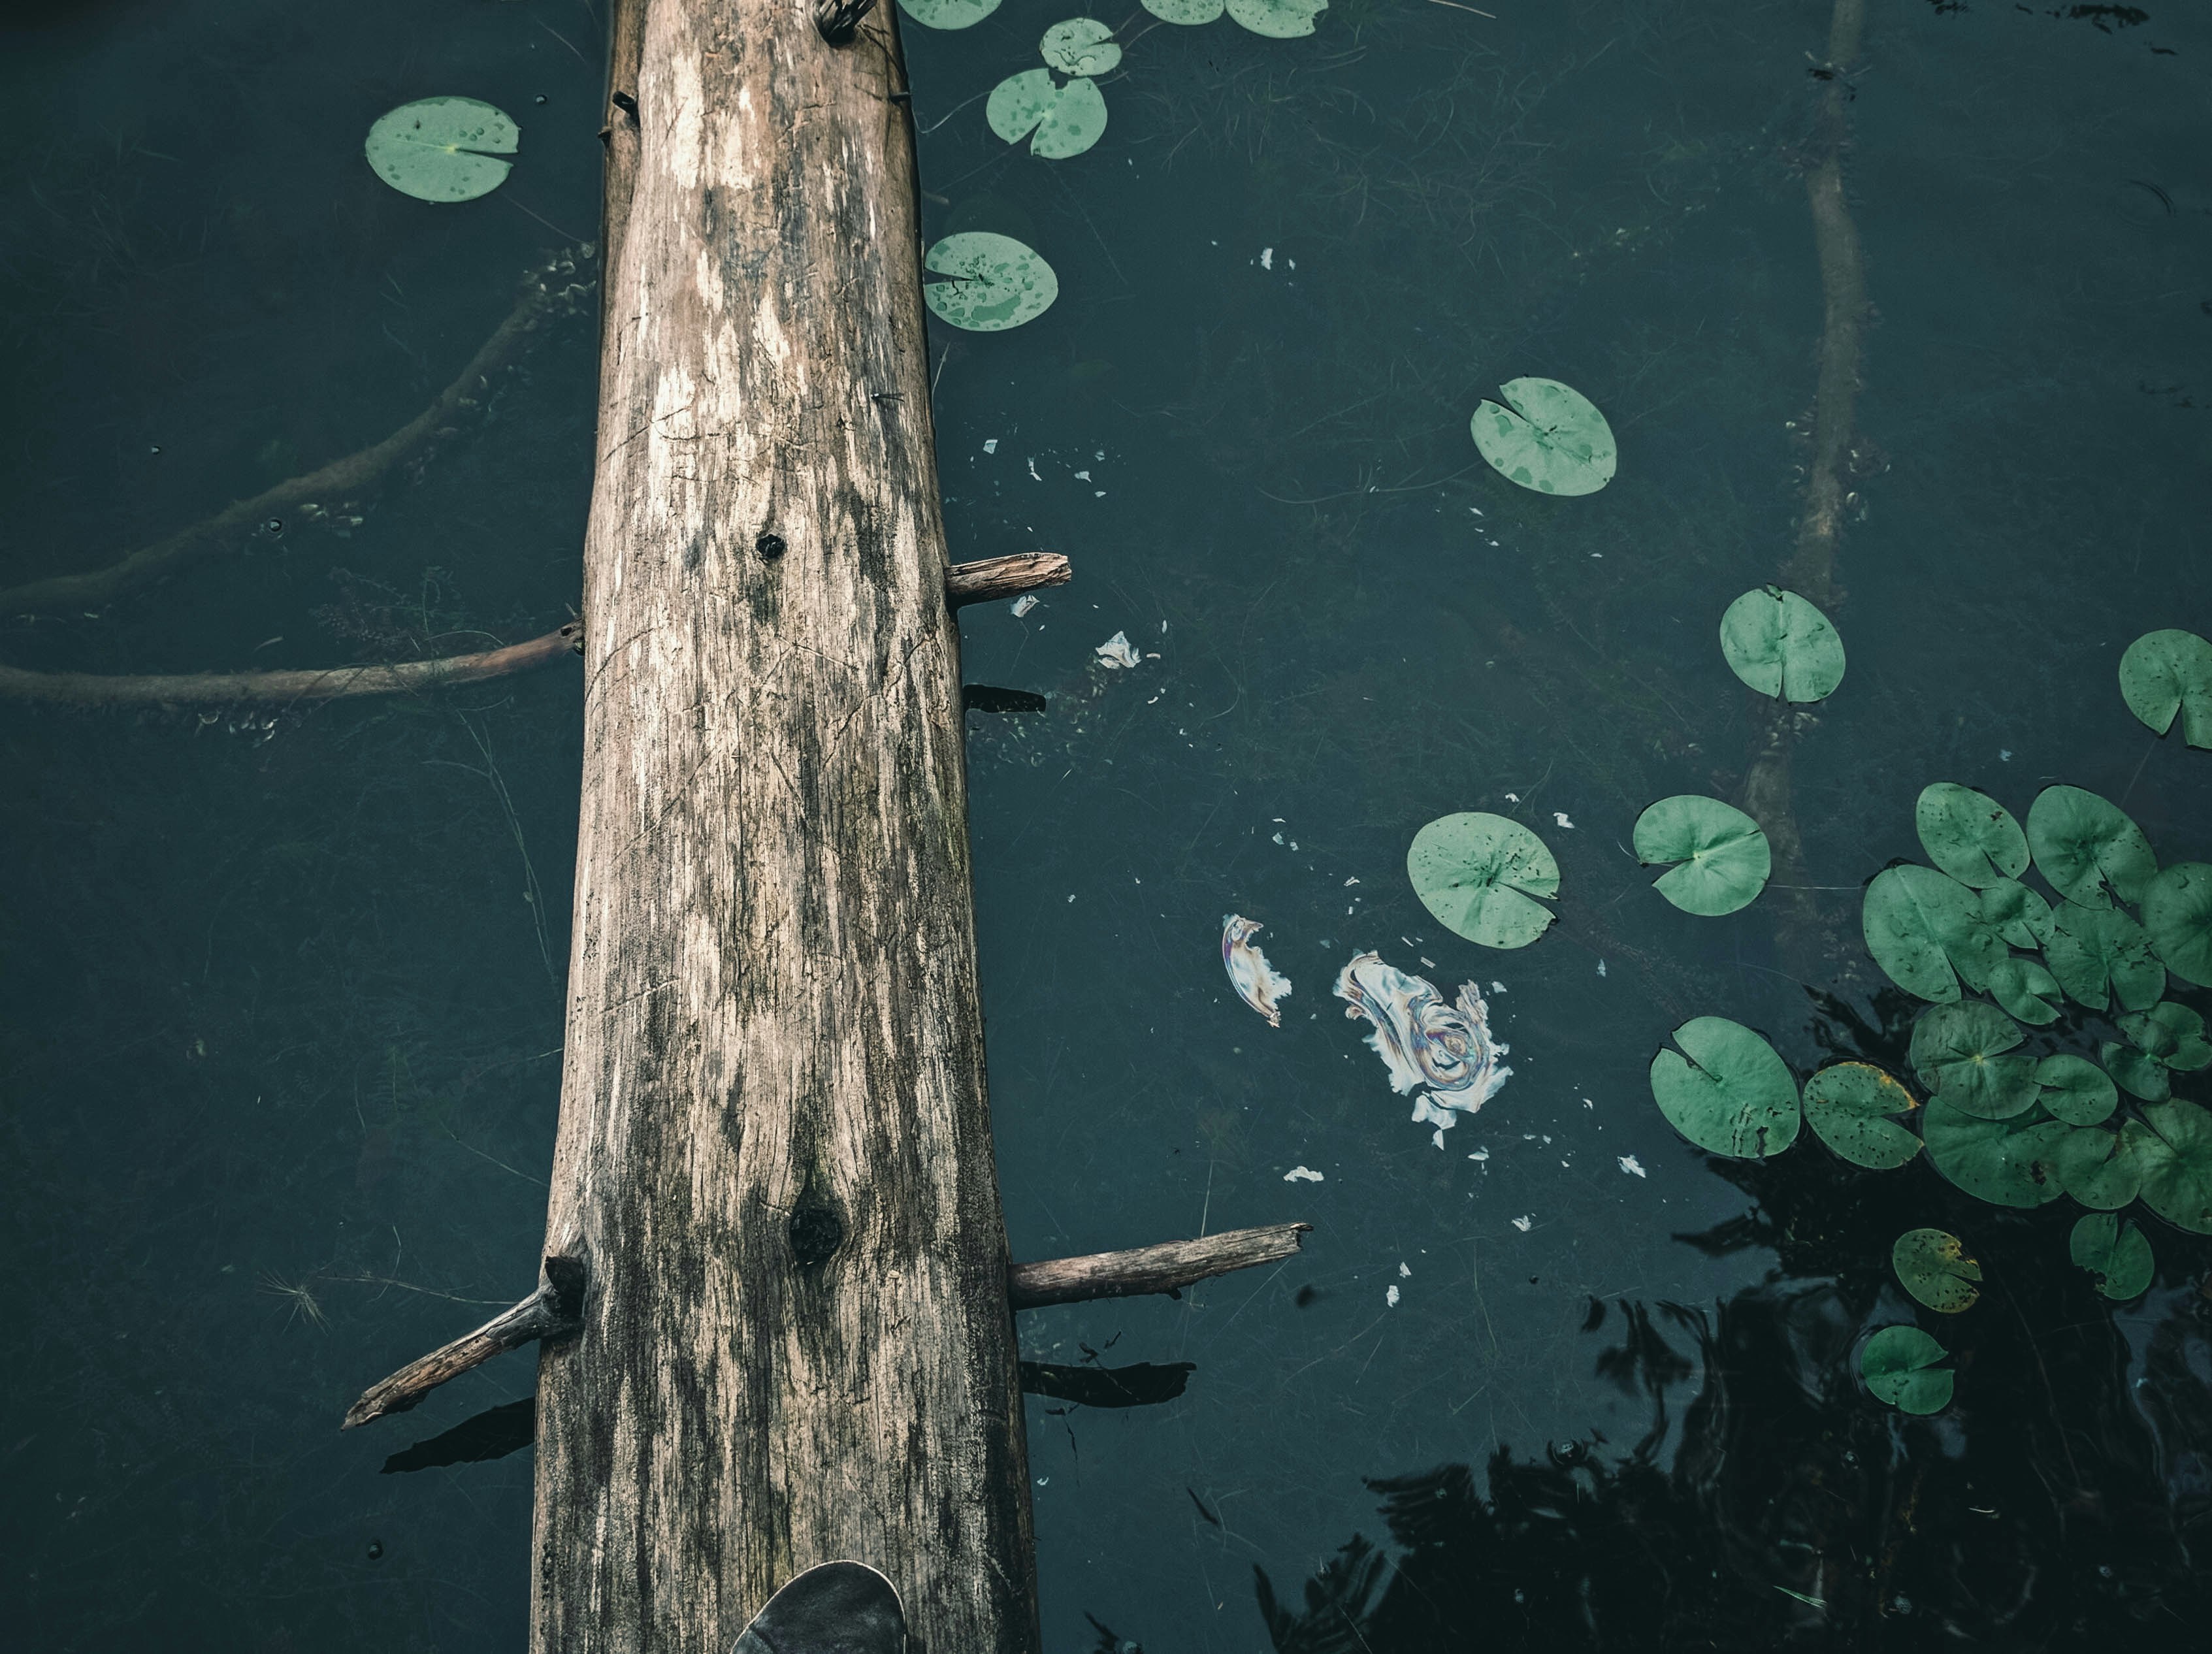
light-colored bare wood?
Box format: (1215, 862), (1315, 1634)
(1009, 1224), (1311, 1310)
(342, 1257), (585, 1429)
(945, 553), (1071, 609)
(531, 5), (1036, 1652)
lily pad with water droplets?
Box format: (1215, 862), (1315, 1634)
(1915, 783), (2028, 888)
(2034, 1053), (2117, 1126)
(363, 98), (518, 203)
(1989, 956), (2064, 1026)
(1861, 1325), (1953, 1414)
(1469, 378), (1617, 496)
(1227, 0), (1329, 37)
(1921, 1098), (2068, 1208)
(2055, 1120), (2151, 1209)
(2025, 785), (2156, 909)
(1802, 1063), (1921, 1169)
(1631, 795), (1772, 916)
(1892, 1227), (1981, 1313)
(987, 70), (1109, 159)
(2119, 628), (2212, 747)
(2144, 862), (2212, 987)
(1861, 864), (2004, 1003)
(1719, 586), (1846, 704)
(2121, 1001), (2212, 1071)
(2045, 901), (2164, 1013)
(2070, 1212), (2155, 1301)
(1979, 879), (2055, 950)
(1141, 0), (1225, 18)
(1040, 18), (1122, 73)
(1647, 1016), (1800, 1159)
(922, 233), (1058, 332)
(2136, 1100), (2212, 1233)
(898, 0), (1002, 27)
(1910, 1000), (2038, 1120)
(1407, 812), (1559, 949)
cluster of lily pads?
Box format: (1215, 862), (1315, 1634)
(900, 0), (1326, 40)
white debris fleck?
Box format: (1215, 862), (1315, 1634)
(1419, 956), (1437, 969)
(1011, 594), (1039, 617)
(1597, 960), (1608, 978)
(1553, 812), (1576, 829)
(1467, 1148), (1490, 1163)
(1272, 831), (1286, 845)
(1489, 981), (1507, 994)
(983, 438), (998, 454)
(1284, 1165), (1325, 1183)
(1095, 631), (1142, 668)
(1618, 1155), (1647, 1178)
(1503, 791), (1519, 802)
(1260, 247), (1274, 270)
(1343, 877), (1361, 886)
(1028, 458), (1042, 481)
(2000, 749), (2013, 762)
(1386, 1283), (1399, 1307)
(1510, 1215), (1533, 1233)
(1398, 1262), (1412, 1278)
(1583, 1097), (1596, 1110)
(1075, 470), (1092, 481)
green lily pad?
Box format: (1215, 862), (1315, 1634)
(1141, 0), (1225, 18)
(1861, 1325), (1954, 1414)
(1979, 879), (2055, 950)
(2118, 628), (2212, 747)
(1921, 1098), (2068, 1207)
(2143, 862), (2212, 987)
(2055, 1120), (2151, 1209)
(1040, 18), (1122, 73)
(2103, 1041), (2171, 1103)
(1631, 796), (1772, 916)
(2070, 1212), (2155, 1300)
(2034, 1054), (2118, 1126)
(2025, 785), (2156, 909)
(2121, 1001), (2212, 1070)
(363, 97), (518, 203)
(1648, 1016), (1800, 1159)
(1406, 812), (1559, 949)
(2045, 901), (2164, 1014)
(1915, 783), (2028, 888)
(1892, 1227), (1982, 1312)
(1718, 586), (1847, 704)
(922, 233), (1058, 332)
(1862, 864), (2004, 1002)
(1469, 378), (1617, 497)
(1988, 956), (2064, 1026)
(2136, 1099), (2212, 1233)
(899, 0), (1002, 27)
(1802, 1063), (1921, 1169)
(1226, 0), (1329, 37)
(1909, 1001), (2038, 1120)
(986, 69), (1109, 159)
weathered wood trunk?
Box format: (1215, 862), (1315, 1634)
(532, 5), (1037, 1650)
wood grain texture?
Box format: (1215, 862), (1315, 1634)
(344, 1256), (585, 1429)
(1008, 1224), (1311, 1310)
(533, 5), (1037, 1651)
(945, 553), (1070, 609)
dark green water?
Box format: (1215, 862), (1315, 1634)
(5, 1), (2210, 1648)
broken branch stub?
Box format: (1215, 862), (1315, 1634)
(945, 553), (1071, 609)
(342, 1254), (585, 1430)
(1008, 1223), (1310, 1310)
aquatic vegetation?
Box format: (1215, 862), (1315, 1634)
(898, 0), (1002, 27)
(1647, 1016), (1798, 1159)
(1860, 864), (2003, 1002)
(363, 98), (517, 203)
(1859, 1325), (1953, 1414)
(1220, 914), (1292, 1026)
(1405, 811), (1559, 948)
(1717, 585), (1846, 703)
(1631, 795), (1770, 916)
(2070, 1212), (2153, 1300)
(2025, 783), (2155, 907)
(1467, 377), (1616, 496)
(2144, 862), (2212, 985)
(2119, 628), (2212, 747)
(1800, 1062), (1921, 1169)
(922, 233), (1058, 331)
(1139, 0), (1329, 35)
(1914, 781), (2027, 886)
(1890, 1226), (1980, 1312)
(1333, 952), (1509, 1140)
(988, 22), (1119, 159)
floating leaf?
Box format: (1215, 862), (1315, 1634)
(2034, 1054), (2117, 1126)
(1861, 864), (2004, 1002)
(363, 97), (518, 203)
(2118, 628), (2212, 747)
(1909, 1001), (2037, 1120)
(1040, 17), (1123, 73)
(1647, 1016), (1800, 1159)
(1892, 1227), (1981, 1313)
(1979, 879), (2055, 950)
(922, 233), (1058, 332)
(1226, 0), (1329, 37)
(2070, 1212), (2155, 1300)
(2143, 862), (2212, 987)
(2045, 901), (2164, 1013)
(898, 0), (1002, 26)
(1718, 587), (1847, 704)
(2102, 1041), (2171, 1103)
(1802, 1063), (1921, 1169)
(1861, 1325), (1954, 1414)
(1140, 0), (1225, 18)
(2055, 1120), (2150, 1209)
(986, 69), (1109, 159)
(2121, 1001), (2212, 1071)
(1469, 378), (1617, 496)
(2025, 785), (2156, 909)
(1406, 812), (1559, 949)
(2136, 1100), (2212, 1233)
(1921, 1099), (2068, 1207)
(1987, 957), (2064, 1026)
(1915, 783), (2028, 888)
(1631, 796), (1772, 916)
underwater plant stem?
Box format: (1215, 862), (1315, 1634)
(946, 552), (1071, 609)
(0, 251), (594, 617)
(342, 1255), (585, 1429)
(0, 621), (583, 707)
(1008, 1223), (1310, 1310)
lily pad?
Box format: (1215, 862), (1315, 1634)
(2025, 785), (2156, 909)
(1802, 1063), (1921, 1169)
(2118, 628), (2212, 747)
(2045, 901), (2164, 1013)
(2136, 1099), (2212, 1233)
(898, 0), (1002, 26)
(2070, 1212), (2155, 1300)
(1909, 1001), (2038, 1120)
(1227, 0), (1329, 37)
(1916, 783), (2028, 888)
(1041, 18), (1123, 73)
(1469, 378), (1617, 496)
(1892, 1227), (1982, 1313)
(2121, 1001), (2212, 1070)
(1861, 1325), (1954, 1414)
(1631, 796), (1772, 916)
(1861, 864), (2004, 1002)
(986, 70), (1109, 159)
(1407, 812), (1559, 949)
(922, 233), (1058, 332)
(2034, 1053), (2118, 1126)
(1718, 586), (1847, 704)
(1921, 1098), (2068, 1207)
(2144, 862), (2212, 987)
(2055, 1120), (2151, 1209)
(2103, 1041), (2171, 1103)
(363, 97), (518, 203)
(1648, 1016), (1800, 1159)
(1141, 0), (1225, 18)
(1979, 879), (2055, 950)
(1988, 956), (2064, 1026)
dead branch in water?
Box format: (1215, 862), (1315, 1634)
(1009, 1223), (1310, 1310)
(342, 1255), (585, 1429)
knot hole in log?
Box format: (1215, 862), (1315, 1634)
(788, 1185), (846, 1271)
(814, 0), (877, 46)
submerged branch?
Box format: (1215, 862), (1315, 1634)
(342, 1255), (585, 1429)
(1008, 1222), (1310, 1310)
